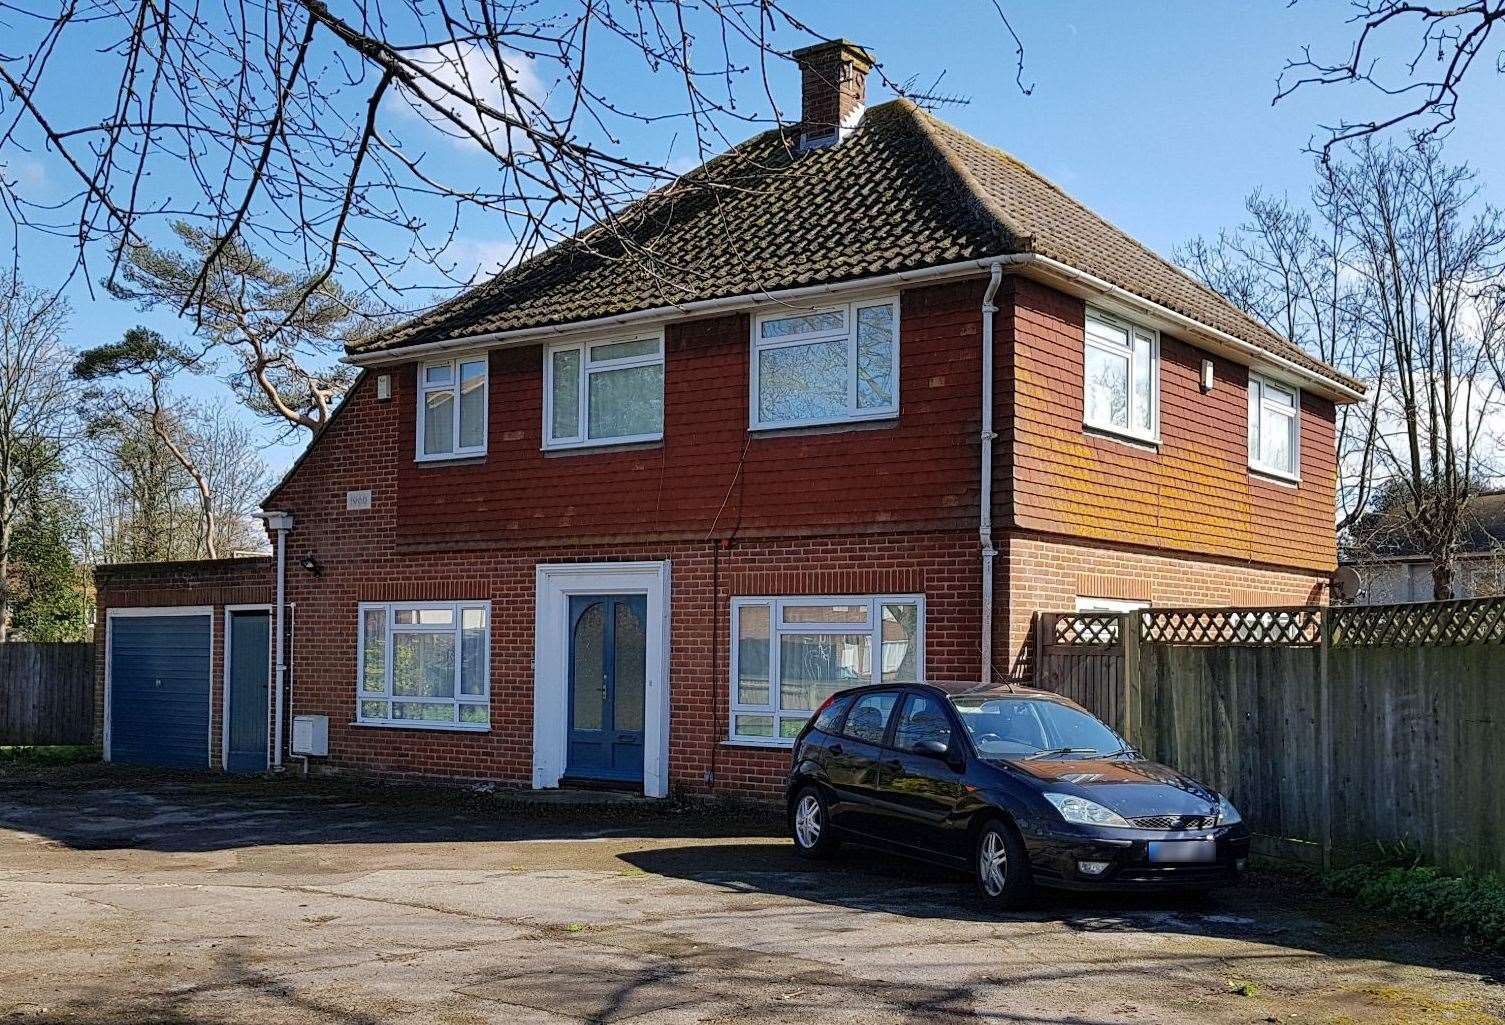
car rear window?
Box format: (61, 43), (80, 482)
(812, 694), (854, 734)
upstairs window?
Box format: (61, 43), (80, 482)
(1083, 309), (1157, 443)
(418, 357), (488, 459)
(728, 595), (923, 745)
(751, 296), (899, 429)
(1249, 374), (1300, 480)
(545, 335), (664, 449)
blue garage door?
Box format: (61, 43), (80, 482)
(109, 614), (211, 768)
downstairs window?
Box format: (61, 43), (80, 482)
(357, 602), (490, 729)
(728, 595), (923, 745)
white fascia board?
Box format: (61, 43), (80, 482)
(345, 253), (1363, 404)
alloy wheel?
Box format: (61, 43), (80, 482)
(794, 793), (822, 849)
(979, 829), (1008, 896)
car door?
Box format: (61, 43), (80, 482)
(874, 690), (970, 862)
(822, 689), (900, 838)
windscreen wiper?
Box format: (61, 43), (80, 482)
(1022, 746), (1099, 761)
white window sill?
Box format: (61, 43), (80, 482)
(1249, 465), (1301, 487)
(351, 720), (491, 733)
(541, 433), (663, 453)
(414, 451), (487, 464)
(721, 738), (796, 750)
(750, 410), (898, 433)
(1084, 424), (1160, 451)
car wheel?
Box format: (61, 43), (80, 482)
(973, 817), (1034, 909)
(790, 785), (839, 860)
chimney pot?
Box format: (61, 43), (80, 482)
(791, 39), (875, 150)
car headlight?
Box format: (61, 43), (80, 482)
(1217, 794), (1242, 826)
(1043, 792), (1130, 828)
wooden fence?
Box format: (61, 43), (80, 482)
(0, 642), (96, 746)
(1036, 599), (1505, 876)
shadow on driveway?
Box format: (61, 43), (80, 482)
(5, 762), (1504, 997)
(618, 841), (1505, 985)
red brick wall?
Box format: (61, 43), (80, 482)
(999, 531), (1329, 677)
(1006, 277), (1340, 573)
(93, 558), (274, 763)
(272, 533), (980, 799)
(385, 280), (986, 550)
(268, 365), (986, 798)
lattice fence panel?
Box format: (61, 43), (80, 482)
(1049, 614), (1121, 647)
(1330, 597), (1505, 647)
(1140, 607), (1323, 646)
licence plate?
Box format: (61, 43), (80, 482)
(1147, 840), (1216, 864)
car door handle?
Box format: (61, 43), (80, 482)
(881, 759), (903, 774)
(830, 743), (844, 756)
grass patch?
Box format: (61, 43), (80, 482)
(0, 745), (100, 767)
(1323, 855), (1505, 952)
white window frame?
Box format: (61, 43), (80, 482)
(727, 594), (925, 747)
(1248, 372), (1301, 482)
(749, 295), (901, 430)
(543, 332), (665, 450)
(1083, 307), (1159, 444)
(416, 355), (488, 461)
(355, 600), (491, 731)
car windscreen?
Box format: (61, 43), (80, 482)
(948, 695), (1123, 759)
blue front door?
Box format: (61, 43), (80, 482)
(566, 594), (647, 783)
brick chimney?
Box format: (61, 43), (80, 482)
(791, 39), (875, 150)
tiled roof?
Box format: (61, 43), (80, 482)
(355, 100), (1358, 392)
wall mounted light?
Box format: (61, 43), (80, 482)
(1200, 359), (1215, 393)
(376, 374), (392, 401)
(301, 554), (323, 576)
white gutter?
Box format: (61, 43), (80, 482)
(255, 511), (294, 770)
(979, 264), (1003, 686)
(344, 253), (1361, 403)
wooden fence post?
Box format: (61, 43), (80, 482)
(1121, 611), (1140, 743)
(1318, 607), (1333, 872)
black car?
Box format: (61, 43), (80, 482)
(785, 682), (1250, 908)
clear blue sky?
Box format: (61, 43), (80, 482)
(11, 1), (1505, 477)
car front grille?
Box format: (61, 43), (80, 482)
(1132, 814), (1213, 830)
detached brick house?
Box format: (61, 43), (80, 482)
(94, 42), (1361, 798)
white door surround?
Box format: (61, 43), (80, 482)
(533, 561), (671, 796)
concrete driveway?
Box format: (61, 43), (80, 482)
(0, 766), (1500, 1025)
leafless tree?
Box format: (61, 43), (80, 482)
(1179, 179), (1387, 530)
(1335, 139), (1505, 598)
(191, 405), (274, 554)
(0, 271), (76, 640)
(75, 394), (271, 564)
(1277, 1), (1505, 157)
(74, 327), (220, 557)
(1184, 139), (1505, 597)
(0, 1), (1026, 328)
(76, 404), (199, 565)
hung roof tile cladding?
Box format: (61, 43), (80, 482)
(358, 100), (1357, 392)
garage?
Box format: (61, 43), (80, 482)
(106, 609), (212, 768)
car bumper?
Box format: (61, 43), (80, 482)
(1022, 826), (1251, 891)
